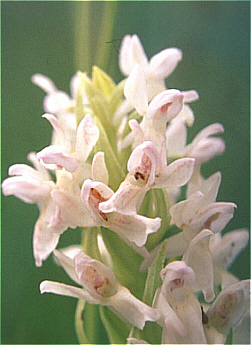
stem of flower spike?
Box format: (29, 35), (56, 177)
(73, 1), (118, 74)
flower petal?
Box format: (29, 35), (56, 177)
(53, 249), (80, 285)
(187, 171), (221, 205)
(148, 48), (183, 79)
(1, 175), (52, 204)
(147, 89), (184, 122)
(76, 114), (99, 162)
(124, 64), (148, 115)
(106, 285), (160, 330)
(109, 213), (161, 247)
(206, 279), (250, 334)
(156, 157), (195, 188)
(44, 91), (71, 114)
(31, 73), (57, 93)
(119, 35), (148, 76)
(182, 90), (199, 103)
(40, 280), (94, 301)
(37, 145), (78, 172)
(91, 152), (109, 185)
(33, 215), (61, 267)
(169, 191), (204, 228)
(190, 202), (237, 233)
(42, 113), (65, 144)
(183, 229), (215, 302)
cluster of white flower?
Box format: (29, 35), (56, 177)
(2, 35), (250, 344)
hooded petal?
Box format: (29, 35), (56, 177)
(99, 180), (146, 216)
(74, 251), (118, 299)
(127, 141), (159, 186)
(147, 89), (184, 122)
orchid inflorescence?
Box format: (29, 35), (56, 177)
(2, 34), (250, 344)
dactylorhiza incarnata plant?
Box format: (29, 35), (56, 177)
(2, 34), (250, 345)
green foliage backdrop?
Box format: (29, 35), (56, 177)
(1, 1), (249, 344)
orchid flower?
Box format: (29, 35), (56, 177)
(166, 119), (225, 165)
(209, 229), (249, 289)
(155, 261), (208, 344)
(119, 34), (182, 100)
(31, 72), (87, 116)
(37, 113), (99, 183)
(119, 63), (197, 156)
(40, 250), (160, 330)
(99, 141), (195, 216)
(203, 279), (250, 344)
(169, 172), (236, 242)
(1, 153), (74, 266)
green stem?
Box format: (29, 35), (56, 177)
(95, 1), (118, 72)
(73, 2), (91, 73)
(75, 299), (89, 345)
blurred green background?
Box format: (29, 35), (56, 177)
(1, 1), (250, 344)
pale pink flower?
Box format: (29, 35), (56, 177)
(40, 250), (160, 330)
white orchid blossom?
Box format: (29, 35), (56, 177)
(119, 34), (182, 100)
(99, 141), (195, 216)
(203, 279), (250, 344)
(40, 250), (160, 330)
(2, 153), (74, 266)
(209, 229), (249, 289)
(37, 113), (99, 183)
(155, 261), (208, 344)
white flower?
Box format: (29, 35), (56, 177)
(167, 120), (225, 165)
(81, 179), (161, 248)
(99, 141), (195, 216)
(169, 174), (236, 241)
(209, 229), (249, 289)
(2, 153), (73, 266)
(31, 72), (86, 115)
(40, 250), (160, 330)
(120, 64), (186, 153)
(155, 261), (208, 344)
(37, 113), (99, 183)
(203, 279), (250, 344)
(119, 34), (182, 100)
